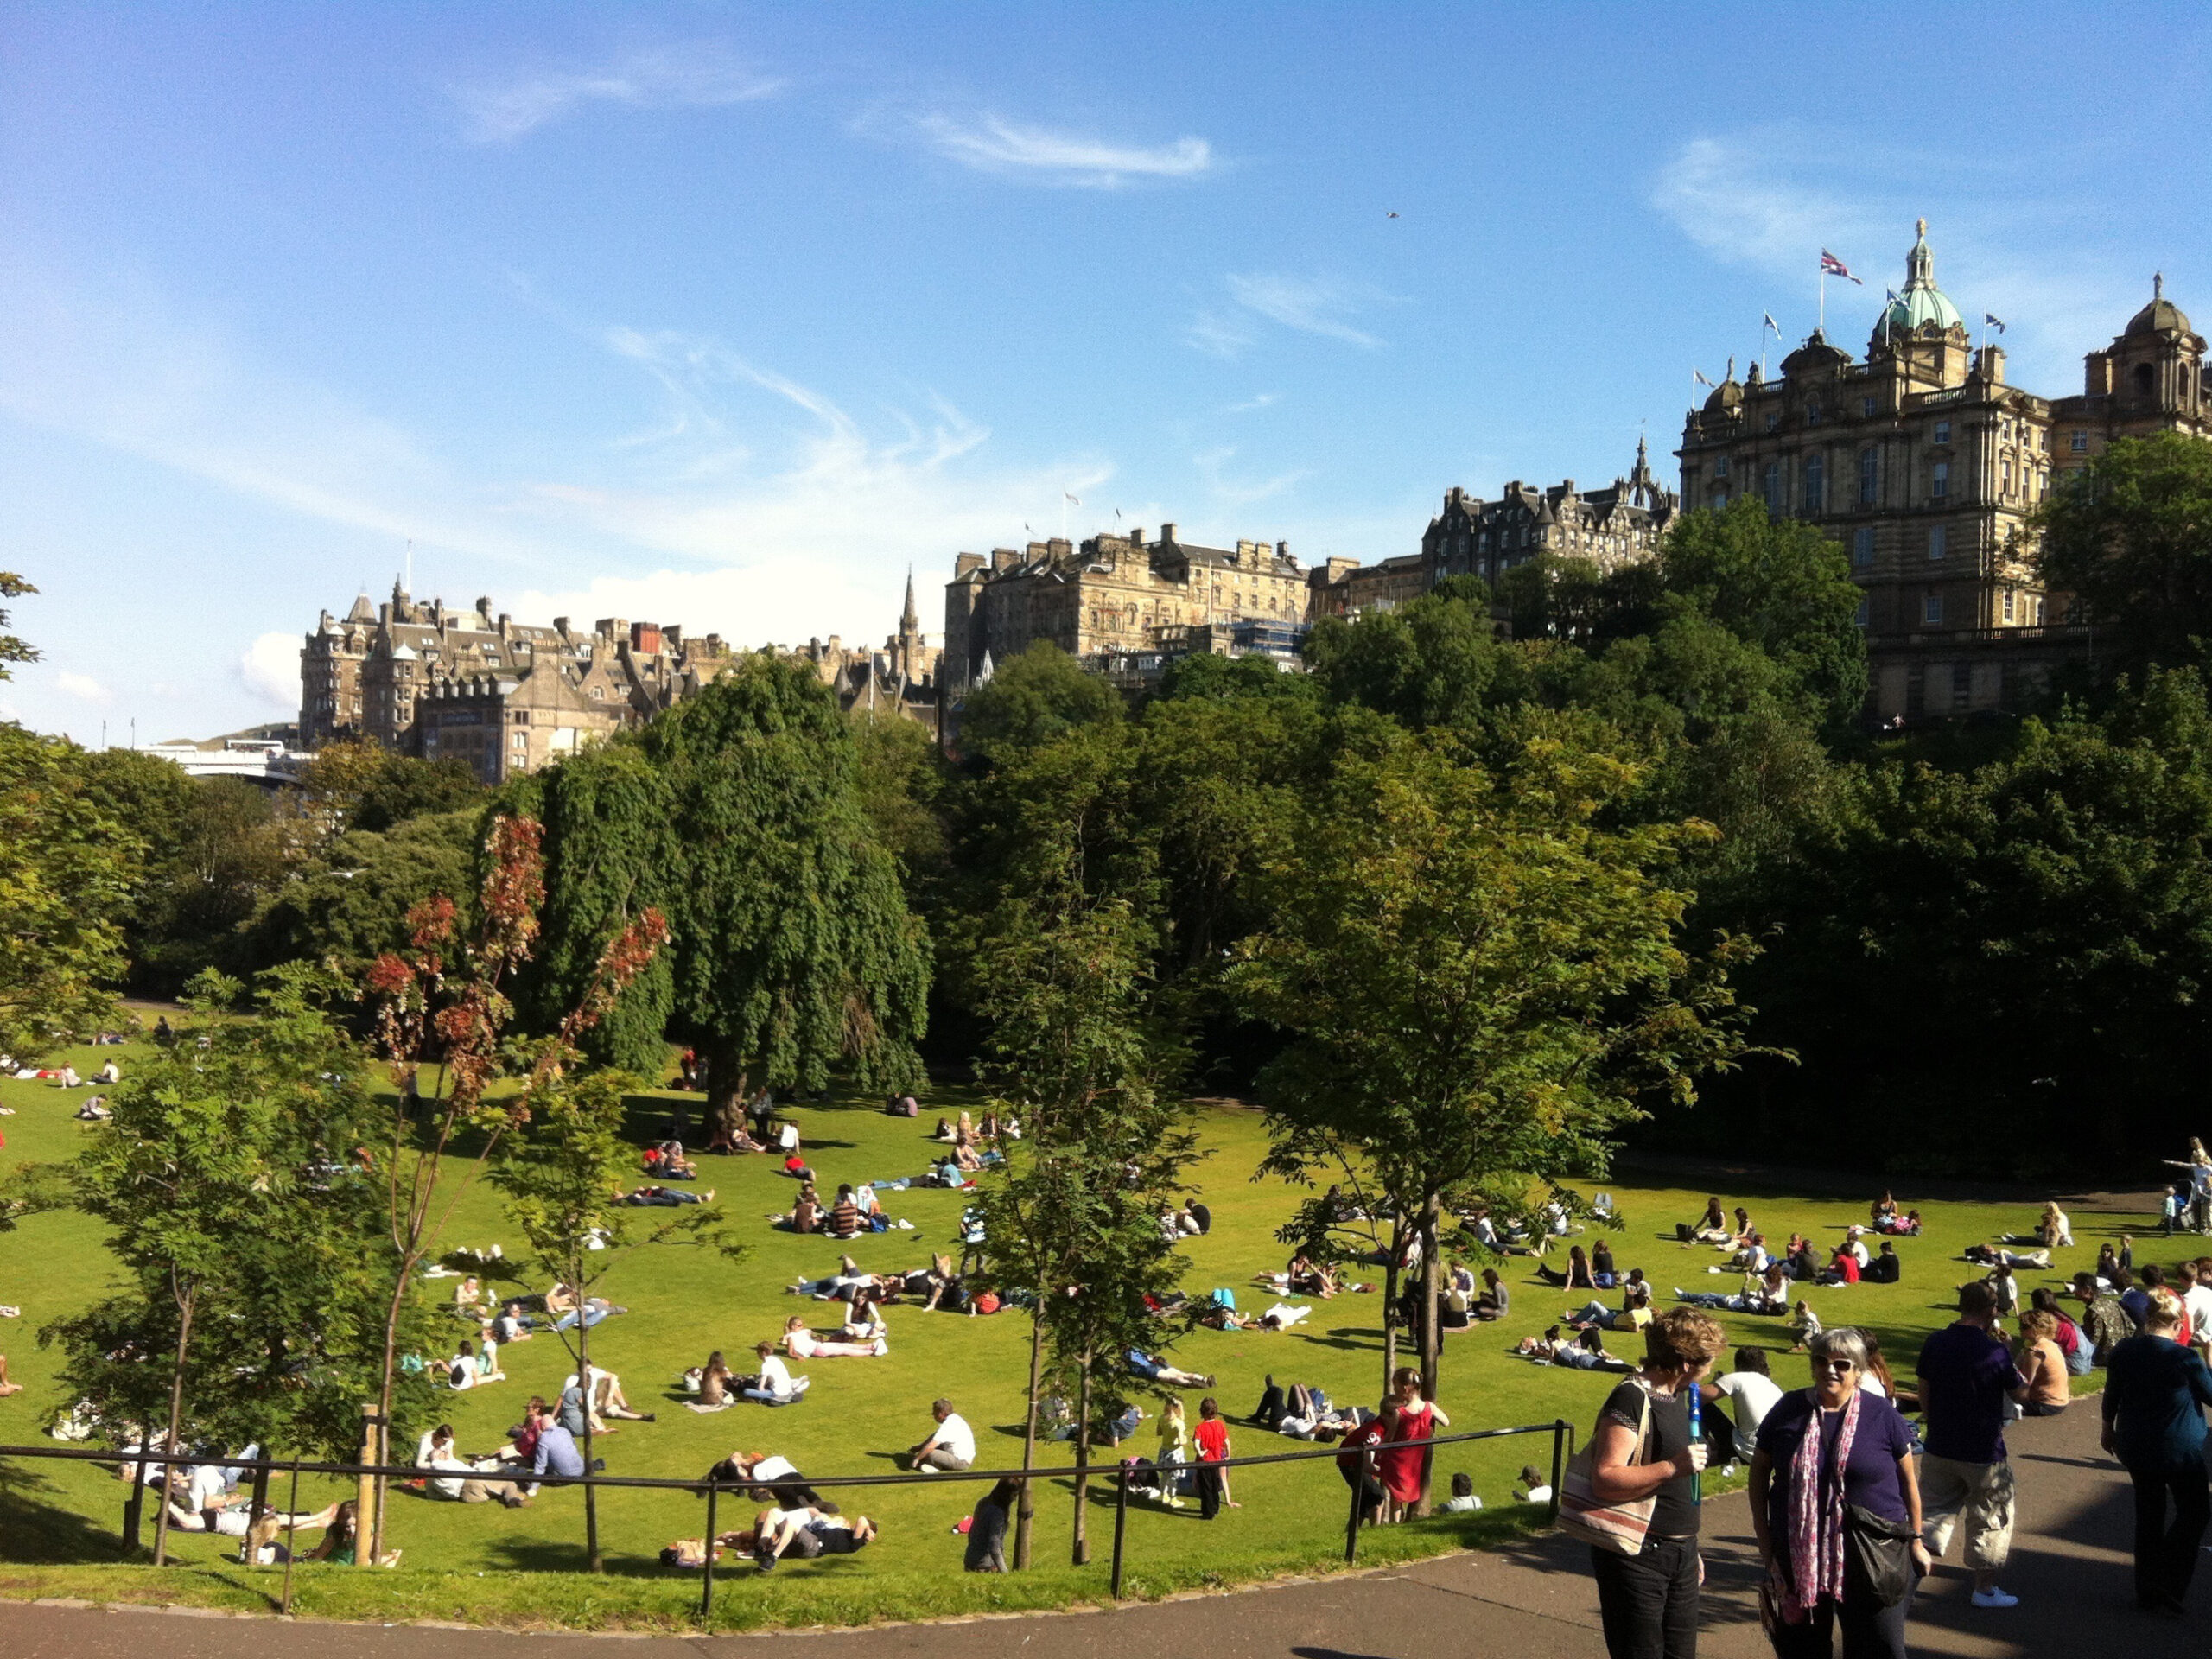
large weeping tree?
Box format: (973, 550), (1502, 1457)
(644, 656), (931, 1122)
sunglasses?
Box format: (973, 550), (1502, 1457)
(1811, 1357), (1859, 1372)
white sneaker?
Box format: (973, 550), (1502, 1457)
(873, 1338), (889, 1356)
(1970, 1587), (2019, 1609)
(913, 1463), (937, 1474)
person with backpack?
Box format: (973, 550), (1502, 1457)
(1573, 1307), (1727, 1659)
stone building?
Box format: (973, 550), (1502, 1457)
(299, 582), (734, 770)
(794, 574), (944, 739)
(1677, 221), (2208, 721)
(1303, 442), (1675, 621)
(942, 524), (1312, 694)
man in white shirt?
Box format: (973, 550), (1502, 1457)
(2183, 1262), (2212, 1363)
(911, 1398), (976, 1471)
(745, 1340), (802, 1403)
(1843, 1228), (1872, 1271)
(1705, 1347), (1784, 1468)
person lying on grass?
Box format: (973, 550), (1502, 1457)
(785, 1312), (887, 1358)
(0, 1353), (19, 1396)
(1564, 1272), (1654, 1330)
(621, 1183), (714, 1205)
(1128, 1347), (1212, 1387)
(544, 1282), (626, 1332)
(740, 1504), (877, 1567)
(699, 1449), (823, 1507)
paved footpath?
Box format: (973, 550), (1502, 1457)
(0, 1404), (2198, 1657)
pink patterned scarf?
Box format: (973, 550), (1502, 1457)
(1777, 1388), (1860, 1624)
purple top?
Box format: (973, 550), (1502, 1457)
(1916, 1321), (2023, 1464)
(1756, 1389), (1916, 1554)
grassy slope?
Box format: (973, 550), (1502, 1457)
(0, 1033), (2138, 1630)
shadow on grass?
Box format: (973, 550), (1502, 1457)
(0, 1457), (134, 1565)
(1313, 1326), (1383, 1352)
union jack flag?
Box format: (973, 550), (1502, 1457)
(1821, 250), (1862, 285)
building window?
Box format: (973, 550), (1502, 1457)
(1764, 412), (1779, 433)
(2001, 460), (2012, 494)
(1712, 492), (1728, 510)
(2036, 596), (2046, 624)
(1714, 455), (1730, 480)
(2003, 588), (2015, 622)
(1859, 448), (1878, 504)
(1763, 461), (1782, 514)
(1803, 454), (1825, 515)
(1932, 461), (1949, 499)
(1935, 420), (1951, 445)
(1923, 594), (1944, 626)
(2071, 430), (2088, 453)
(1929, 525), (1947, 560)
(1853, 526), (1875, 567)
(1808, 404), (1823, 425)
(1855, 597), (1870, 627)
(1862, 396), (1878, 418)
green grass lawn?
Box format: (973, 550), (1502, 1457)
(0, 1027), (2146, 1630)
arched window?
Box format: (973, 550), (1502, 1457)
(1803, 454), (1826, 516)
(2135, 362), (2156, 397)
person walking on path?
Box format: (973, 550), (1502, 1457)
(1586, 1306), (1727, 1659)
(2101, 1286), (2212, 1618)
(1914, 1281), (2029, 1610)
(1749, 1326), (1929, 1659)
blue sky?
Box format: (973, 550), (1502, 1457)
(3, 3), (2209, 741)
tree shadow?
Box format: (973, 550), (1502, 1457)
(0, 1457), (135, 1564)
(482, 1538), (675, 1579)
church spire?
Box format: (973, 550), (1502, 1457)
(900, 567), (919, 634)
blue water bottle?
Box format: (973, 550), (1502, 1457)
(1687, 1385), (1704, 1506)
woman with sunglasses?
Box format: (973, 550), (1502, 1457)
(1749, 1327), (1929, 1658)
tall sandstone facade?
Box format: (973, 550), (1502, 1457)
(1677, 222), (2209, 721)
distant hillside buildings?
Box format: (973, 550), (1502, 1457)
(293, 222), (2209, 756)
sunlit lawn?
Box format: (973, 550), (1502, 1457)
(0, 1024), (2136, 1629)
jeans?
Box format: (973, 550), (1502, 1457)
(553, 1306), (608, 1332)
(1766, 1590), (1910, 1659)
(2124, 1455), (2209, 1608)
(1591, 1535), (1700, 1659)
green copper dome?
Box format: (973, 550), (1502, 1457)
(1872, 219), (1965, 348)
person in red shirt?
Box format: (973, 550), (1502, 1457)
(1192, 1396), (1235, 1519)
(1337, 1402), (1394, 1526)
(1378, 1364), (1451, 1517)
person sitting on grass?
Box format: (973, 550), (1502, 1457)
(2037, 1200), (2075, 1250)
(1864, 1241), (1903, 1284)
(1128, 1347), (1213, 1388)
(2073, 1271), (2132, 1364)
(621, 1184), (714, 1205)
(827, 1184), (863, 1239)
(1475, 1268), (1510, 1322)
(1674, 1265), (1784, 1315)
(853, 1180), (885, 1230)
(1441, 1471), (1482, 1513)
(694, 1351), (737, 1408)
(1871, 1190), (1899, 1227)
(785, 1312), (887, 1359)
(784, 1182), (823, 1234)
(567, 1365), (655, 1425)
(302, 1499), (402, 1567)
(448, 1337), (503, 1390)
(0, 1354), (20, 1397)
(1688, 1196), (1730, 1243)
(1534, 1243), (1597, 1290)
(1818, 1243), (1861, 1286)
(910, 1397), (976, 1472)
(1786, 1300), (1822, 1352)
(1284, 1251), (1338, 1298)
(963, 1478), (1019, 1572)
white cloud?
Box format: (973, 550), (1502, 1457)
(450, 46), (780, 143)
(1192, 446), (1306, 507)
(911, 114), (1213, 188)
(240, 632), (299, 710)
(56, 671), (111, 705)
(1651, 137), (1882, 275)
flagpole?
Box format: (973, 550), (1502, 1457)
(1819, 264), (1826, 334)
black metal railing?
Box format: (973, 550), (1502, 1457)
(0, 1418), (1573, 1621)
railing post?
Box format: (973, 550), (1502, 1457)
(1549, 1420), (1568, 1524)
(700, 1478), (720, 1623)
(1109, 1466), (1129, 1599)
(355, 1403), (381, 1569)
(1344, 1446), (1369, 1564)
(281, 1456), (302, 1615)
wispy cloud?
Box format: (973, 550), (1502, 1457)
(1192, 274), (1389, 358)
(56, 671), (111, 705)
(1650, 132), (2151, 385)
(451, 46), (780, 143)
(910, 114), (1213, 188)
(1192, 446), (1306, 507)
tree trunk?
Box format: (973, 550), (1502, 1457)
(369, 1255), (415, 1564)
(151, 1284), (195, 1568)
(1071, 1352), (1091, 1567)
(1014, 1311), (1044, 1569)
(702, 1034), (747, 1147)
(579, 1303), (601, 1573)
(122, 1470), (144, 1555)
(1414, 1192), (1443, 1516)
(1379, 1223), (1402, 1397)
(248, 1460), (272, 1541)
